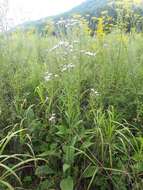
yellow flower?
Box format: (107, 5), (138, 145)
(96, 17), (105, 39)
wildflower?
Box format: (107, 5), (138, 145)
(69, 48), (73, 53)
(90, 88), (100, 96)
(80, 50), (96, 57)
(73, 40), (79, 44)
(49, 113), (56, 123)
(44, 72), (53, 81)
(45, 96), (49, 101)
(49, 44), (60, 52)
(49, 41), (73, 52)
(80, 50), (96, 56)
(84, 51), (97, 57)
(65, 21), (79, 28)
(61, 67), (68, 72)
(61, 63), (75, 72)
(56, 19), (66, 25)
(58, 18), (79, 28)
(59, 41), (70, 48)
(96, 17), (105, 39)
(54, 74), (59, 78)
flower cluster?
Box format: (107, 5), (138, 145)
(44, 72), (53, 81)
(56, 18), (79, 28)
(73, 40), (79, 44)
(61, 63), (75, 72)
(44, 72), (59, 82)
(49, 41), (73, 52)
(80, 50), (97, 57)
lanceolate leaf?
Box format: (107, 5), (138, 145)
(83, 165), (98, 178)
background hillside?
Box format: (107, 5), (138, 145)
(17, 0), (113, 31)
(17, 0), (143, 33)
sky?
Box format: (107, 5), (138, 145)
(5, 0), (85, 26)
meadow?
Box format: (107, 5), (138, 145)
(1, 9), (143, 190)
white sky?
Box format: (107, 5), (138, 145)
(5, 0), (85, 26)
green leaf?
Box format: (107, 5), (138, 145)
(56, 125), (68, 136)
(23, 176), (32, 183)
(64, 145), (75, 165)
(35, 165), (54, 177)
(26, 105), (35, 120)
(38, 180), (51, 190)
(83, 165), (98, 178)
(133, 162), (143, 173)
(60, 176), (74, 190)
(63, 164), (70, 173)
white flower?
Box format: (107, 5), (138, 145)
(73, 40), (79, 44)
(66, 22), (79, 27)
(61, 67), (68, 72)
(49, 41), (73, 52)
(44, 76), (51, 81)
(44, 71), (60, 81)
(45, 96), (49, 101)
(56, 18), (79, 28)
(61, 63), (75, 72)
(90, 88), (100, 96)
(67, 63), (75, 69)
(49, 113), (56, 123)
(49, 45), (59, 52)
(59, 41), (70, 48)
(54, 74), (59, 78)
(44, 72), (53, 81)
(80, 50), (97, 57)
(84, 51), (96, 57)
(56, 19), (66, 25)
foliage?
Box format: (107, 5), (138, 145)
(18, 0), (143, 33)
(1, 1), (143, 189)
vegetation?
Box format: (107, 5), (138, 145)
(19, 0), (143, 33)
(1, 0), (143, 189)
